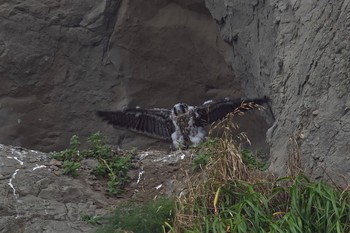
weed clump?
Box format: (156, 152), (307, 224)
(170, 102), (350, 233)
(49, 132), (134, 195)
(96, 198), (174, 233)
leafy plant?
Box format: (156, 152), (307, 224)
(81, 214), (102, 225)
(241, 149), (269, 171)
(49, 132), (133, 195)
(50, 135), (81, 162)
(50, 135), (82, 176)
(169, 102), (350, 233)
(191, 138), (219, 172)
(62, 160), (81, 177)
(96, 198), (174, 233)
(172, 174), (350, 233)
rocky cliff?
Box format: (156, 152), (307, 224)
(204, 0), (350, 185)
(0, 0), (253, 152)
(0, 0), (349, 186)
(0, 144), (190, 233)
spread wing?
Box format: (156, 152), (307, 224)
(96, 108), (175, 140)
(195, 97), (269, 126)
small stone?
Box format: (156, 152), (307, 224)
(50, 165), (59, 171)
(53, 170), (62, 176)
(312, 110), (319, 116)
(49, 159), (62, 166)
(29, 158), (38, 163)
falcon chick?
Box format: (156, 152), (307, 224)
(97, 97), (268, 149)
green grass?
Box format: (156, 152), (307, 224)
(96, 198), (174, 233)
(54, 103), (350, 233)
(171, 135), (350, 233)
(173, 174), (350, 232)
(49, 132), (134, 195)
(81, 213), (102, 225)
(191, 138), (220, 172)
(170, 103), (350, 232)
(241, 149), (269, 171)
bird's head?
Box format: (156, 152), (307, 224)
(172, 103), (189, 116)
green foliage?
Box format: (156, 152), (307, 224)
(241, 149), (269, 171)
(172, 127), (350, 232)
(191, 138), (220, 172)
(50, 135), (82, 176)
(96, 198), (174, 233)
(173, 172), (350, 233)
(191, 141), (269, 172)
(49, 132), (133, 195)
(50, 135), (82, 162)
(62, 160), (81, 177)
(81, 214), (102, 225)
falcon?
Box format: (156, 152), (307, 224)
(97, 97), (268, 149)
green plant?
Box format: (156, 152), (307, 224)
(50, 135), (82, 176)
(169, 102), (350, 233)
(49, 132), (133, 195)
(62, 160), (81, 177)
(172, 174), (350, 233)
(81, 214), (102, 225)
(96, 198), (174, 233)
(241, 149), (269, 171)
(191, 138), (219, 172)
(50, 135), (81, 162)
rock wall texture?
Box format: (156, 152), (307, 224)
(1, 0), (349, 184)
(0, 0), (258, 152)
(0, 144), (107, 233)
(205, 0), (350, 185)
(0, 144), (190, 233)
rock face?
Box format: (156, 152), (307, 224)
(0, 144), (107, 233)
(205, 0), (350, 185)
(0, 0), (349, 185)
(0, 0), (259, 152)
(0, 144), (191, 233)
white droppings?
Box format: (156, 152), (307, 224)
(8, 169), (19, 196)
(13, 157), (24, 165)
(8, 168), (20, 218)
(139, 151), (149, 160)
(137, 170), (144, 184)
(203, 100), (213, 105)
(33, 164), (47, 171)
(155, 184), (162, 190)
(7, 156), (24, 165)
(180, 153), (185, 160)
(152, 153), (177, 162)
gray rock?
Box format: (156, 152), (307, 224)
(0, 143), (194, 232)
(0, 144), (113, 233)
(205, 0), (350, 186)
(1, 0), (347, 205)
(0, 0), (270, 154)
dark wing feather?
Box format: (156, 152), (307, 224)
(96, 108), (174, 140)
(195, 97), (269, 126)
